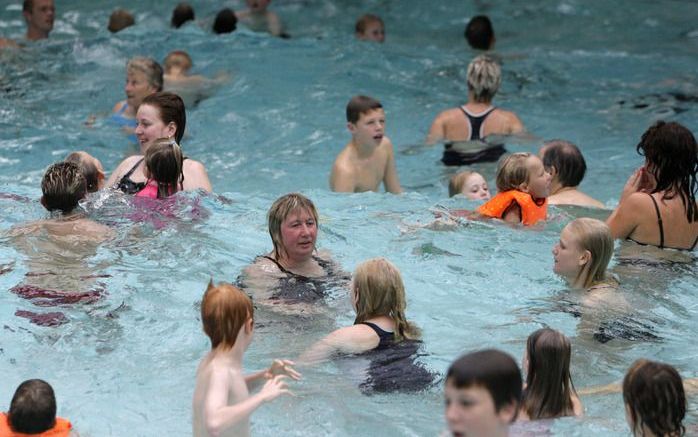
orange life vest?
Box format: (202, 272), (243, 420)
(477, 190), (547, 226)
(0, 413), (72, 437)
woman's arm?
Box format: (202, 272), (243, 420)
(183, 159), (213, 192)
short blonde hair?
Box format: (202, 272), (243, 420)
(201, 281), (253, 350)
(495, 152), (531, 192)
(164, 50), (192, 74)
(467, 55), (501, 103)
(449, 171), (476, 197)
(267, 193), (319, 260)
(353, 258), (420, 341)
(566, 218), (613, 288)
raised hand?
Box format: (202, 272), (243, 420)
(260, 375), (291, 402)
(265, 359), (302, 381)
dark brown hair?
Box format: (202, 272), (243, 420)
(8, 379), (56, 434)
(636, 121), (698, 222)
(144, 139), (184, 198)
(346, 95), (383, 124)
(541, 140), (587, 188)
(522, 328), (577, 419)
(141, 92), (186, 144)
(201, 281), (254, 350)
(213, 8), (237, 34)
(465, 15), (494, 50)
(172, 2), (194, 28)
(623, 359), (685, 437)
(41, 161), (87, 214)
(108, 9), (134, 33)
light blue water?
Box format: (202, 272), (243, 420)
(1, 1), (697, 436)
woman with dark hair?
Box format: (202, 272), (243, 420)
(607, 121), (698, 250)
(519, 328), (582, 420)
(105, 92), (211, 194)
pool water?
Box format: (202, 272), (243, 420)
(1, 1), (697, 436)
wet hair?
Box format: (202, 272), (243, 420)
(140, 92), (186, 144)
(126, 57), (164, 93)
(352, 258), (421, 342)
(636, 121), (698, 223)
(465, 15), (494, 50)
(467, 55), (501, 103)
(201, 281), (254, 350)
(144, 139), (184, 198)
(108, 9), (134, 33)
(449, 170), (477, 197)
(522, 328), (577, 419)
(8, 379), (56, 434)
(355, 14), (384, 35)
(495, 152), (533, 192)
(346, 95), (383, 124)
(541, 140), (587, 188)
(41, 161), (87, 214)
(64, 151), (102, 193)
(447, 349), (522, 419)
(623, 359), (685, 437)
(213, 8), (237, 34)
(171, 2), (195, 28)
(565, 218), (613, 289)
(164, 50), (193, 75)
(267, 193), (319, 260)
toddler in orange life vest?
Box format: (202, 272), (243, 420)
(0, 379), (73, 436)
(477, 152), (551, 225)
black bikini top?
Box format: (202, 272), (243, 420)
(116, 158), (146, 195)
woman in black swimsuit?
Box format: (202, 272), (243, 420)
(239, 193), (347, 305)
(607, 121), (698, 251)
(105, 92), (212, 194)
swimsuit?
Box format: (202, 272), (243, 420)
(478, 190), (548, 226)
(442, 106), (506, 166)
(116, 158), (146, 194)
(359, 321), (394, 349)
(135, 180), (159, 199)
(259, 255), (348, 304)
(628, 193), (698, 250)
(110, 102), (137, 129)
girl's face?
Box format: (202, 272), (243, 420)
(524, 156), (551, 199)
(279, 208), (317, 261)
(134, 104), (177, 152)
(552, 224), (589, 282)
(462, 173), (491, 200)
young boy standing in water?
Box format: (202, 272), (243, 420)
(192, 282), (301, 437)
(330, 95), (402, 194)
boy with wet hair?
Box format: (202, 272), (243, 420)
(465, 15), (495, 50)
(330, 95), (402, 194)
(41, 161), (87, 214)
(355, 14), (385, 43)
(444, 349), (522, 437)
(213, 8), (237, 34)
(23, 0), (54, 41)
(65, 151), (105, 193)
(171, 2), (195, 28)
(192, 281), (301, 437)
(0, 379), (72, 435)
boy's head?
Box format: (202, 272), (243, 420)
(8, 379), (57, 434)
(346, 95), (385, 147)
(467, 55), (501, 103)
(164, 50), (193, 75)
(496, 152), (550, 199)
(445, 349), (522, 437)
(201, 281), (254, 350)
(355, 14), (385, 43)
(171, 2), (195, 28)
(64, 151), (104, 193)
(540, 140), (587, 189)
(108, 8), (134, 33)
(41, 161), (87, 214)
(465, 15), (495, 50)
(213, 8), (237, 34)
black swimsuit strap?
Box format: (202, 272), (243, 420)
(647, 193), (665, 249)
(262, 255), (293, 276)
(123, 157), (144, 179)
(460, 106), (496, 141)
(359, 322), (394, 348)
(262, 255), (330, 280)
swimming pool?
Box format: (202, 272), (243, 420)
(1, 0), (697, 435)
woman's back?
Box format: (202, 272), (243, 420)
(625, 192), (698, 250)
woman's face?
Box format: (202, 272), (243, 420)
(462, 173), (491, 200)
(125, 70), (157, 109)
(552, 225), (588, 283)
(279, 208), (317, 261)
(134, 104), (176, 152)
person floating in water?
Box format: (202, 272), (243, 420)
(163, 50), (229, 107)
(426, 55), (525, 166)
(465, 15), (495, 51)
(449, 170), (491, 200)
(0, 0), (54, 48)
(355, 14), (385, 43)
(235, 0), (286, 38)
(539, 140), (605, 208)
(330, 95), (402, 194)
(192, 281), (301, 437)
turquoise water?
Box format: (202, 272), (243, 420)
(1, 1), (697, 436)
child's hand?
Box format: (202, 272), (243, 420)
(265, 359), (302, 381)
(260, 375), (291, 402)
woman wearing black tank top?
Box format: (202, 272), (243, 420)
(607, 121), (698, 251)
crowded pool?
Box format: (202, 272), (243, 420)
(1, 0), (697, 435)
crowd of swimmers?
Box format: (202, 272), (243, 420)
(2, 1), (698, 436)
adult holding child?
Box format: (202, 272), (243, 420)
(606, 121), (698, 250)
(427, 55), (524, 166)
(106, 92), (212, 194)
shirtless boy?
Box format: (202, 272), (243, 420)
(192, 281), (300, 437)
(236, 0), (284, 37)
(330, 95), (402, 194)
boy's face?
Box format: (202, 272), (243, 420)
(348, 109), (385, 148)
(444, 380), (513, 437)
(360, 21), (385, 43)
(24, 0), (55, 34)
